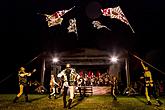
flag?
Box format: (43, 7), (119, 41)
(45, 16), (63, 27)
(67, 18), (77, 34)
(44, 6), (75, 27)
(101, 6), (129, 25)
(92, 20), (111, 31)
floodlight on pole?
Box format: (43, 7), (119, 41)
(110, 56), (118, 63)
(53, 57), (59, 63)
(52, 57), (60, 80)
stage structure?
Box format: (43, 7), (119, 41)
(50, 48), (125, 80)
(35, 53), (47, 93)
(51, 62), (61, 81)
(40, 48), (135, 95)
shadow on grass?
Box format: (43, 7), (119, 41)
(112, 99), (121, 107)
(55, 94), (63, 99)
(29, 95), (47, 102)
(70, 95), (86, 108)
(134, 96), (146, 104)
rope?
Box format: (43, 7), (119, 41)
(0, 73), (13, 84)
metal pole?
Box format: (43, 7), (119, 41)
(125, 57), (130, 88)
(132, 54), (165, 75)
(123, 52), (137, 95)
(41, 58), (45, 85)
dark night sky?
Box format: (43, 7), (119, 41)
(1, 0), (165, 81)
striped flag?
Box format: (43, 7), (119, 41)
(44, 6), (75, 27)
(101, 6), (129, 25)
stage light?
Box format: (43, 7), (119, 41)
(53, 57), (59, 63)
(110, 56), (118, 63)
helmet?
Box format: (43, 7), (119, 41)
(51, 74), (54, 77)
(66, 63), (71, 68)
(20, 67), (25, 71)
(145, 67), (148, 71)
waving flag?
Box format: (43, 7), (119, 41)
(67, 18), (77, 34)
(101, 6), (135, 33)
(101, 6), (129, 25)
(44, 12), (64, 27)
(43, 6), (75, 27)
(92, 20), (111, 31)
(67, 18), (78, 39)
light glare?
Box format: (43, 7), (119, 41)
(110, 56), (118, 63)
(53, 58), (59, 63)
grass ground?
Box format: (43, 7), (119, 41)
(0, 94), (165, 110)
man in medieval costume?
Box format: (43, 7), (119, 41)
(13, 67), (36, 103)
(140, 61), (163, 106)
(57, 63), (80, 109)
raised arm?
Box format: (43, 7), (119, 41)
(141, 61), (147, 70)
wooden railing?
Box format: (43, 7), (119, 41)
(75, 86), (93, 96)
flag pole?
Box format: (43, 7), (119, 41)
(132, 54), (165, 75)
(37, 6), (75, 17)
(65, 6), (76, 13)
(68, 6), (75, 11)
(118, 6), (135, 33)
(37, 13), (47, 16)
(76, 32), (79, 40)
(128, 23), (135, 33)
(105, 26), (111, 31)
(75, 22), (79, 40)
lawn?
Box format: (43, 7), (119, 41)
(0, 94), (165, 110)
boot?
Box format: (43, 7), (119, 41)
(147, 101), (152, 105)
(113, 97), (117, 101)
(157, 100), (163, 106)
(25, 96), (29, 102)
(68, 99), (72, 109)
(54, 95), (57, 99)
(13, 96), (19, 103)
(48, 94), (51, 99)
(63, 100), (67, 108)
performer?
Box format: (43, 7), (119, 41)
(77, 77), (83, 97)
(140, 61), (163, 105)
(110, 76), (118, 101)
(48, 75), (59, 99)
(13, 67), (36, 103)
(57, 63), (80, 109)
(58, 75), (64, 96)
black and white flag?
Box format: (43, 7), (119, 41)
(92, 21), (111, 31)
(67, 18), (78, 35)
